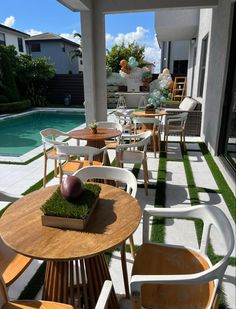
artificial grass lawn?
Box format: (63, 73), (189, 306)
(41, 183), (101, 219)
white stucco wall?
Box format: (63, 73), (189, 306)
(0, 30), (28, 54)
(196, 2), (234, 154)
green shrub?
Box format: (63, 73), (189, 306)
(0, 100), (31, 113)
(0, 95), (9, 103)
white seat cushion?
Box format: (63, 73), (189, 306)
(179, 97), (198, 111)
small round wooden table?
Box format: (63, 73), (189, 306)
(132, 110), (167, 118)
(0, 184), (141, 309)
(68, 127), (121, 148)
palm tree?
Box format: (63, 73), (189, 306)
(70, 32), (82, 60)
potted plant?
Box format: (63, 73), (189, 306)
(89, 121), (98, 134)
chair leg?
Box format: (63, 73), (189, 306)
(43, 156), (47, 188)
(153, 134), (156, 158)
(183, 131), (186, 151)
(54, 159), (57, 177)
(143, 159), (148, 196)
(165, 128), (168, 152)
(121, 242), (130, 298)
(129, 235), (135, 259)
(59, 163), (63, 184)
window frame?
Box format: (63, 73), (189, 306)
(0, 32), (6, 46)
(17, 37), (24, 52)
(30, 43), (41, 52)
(198, 34), (209, 97)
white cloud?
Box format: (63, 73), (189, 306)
(3, 16), (15, 27)
(25, 29), (42, 36)
(106, 33), (114, 43)
(60, 30), (81, 44)
(114, 26), (149, 45)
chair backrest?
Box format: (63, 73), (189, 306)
(74, 166), (137, 197)
(133, 117), (161, 133)
(96, 121), (123, 132)
(0, 191), (22, 203)
(40, 128), (69, 147)
(0, 271), (112, 309)
(166, 112), (188, 127)
(142, 205), (234, 285)
(117, 130), (152, 152)
(179, 97), (198, 111)
(56, 145), (107, 164)
(113, 110), (133, 126)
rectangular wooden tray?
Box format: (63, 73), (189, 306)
(41, 198), (98, 231)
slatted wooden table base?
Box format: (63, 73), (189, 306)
(42, 255), (118, 309)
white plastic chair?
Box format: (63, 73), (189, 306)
(133, 117), (162, 157)
(113, 110), (134, 134)
(164, 112), (188, 151)
(40, 128), (69, 187)
(116, 131), (152, 195)
(130, 205), (235, 309)
(0, 191), (32, 288)
(96, 121), (123, 149)
(74, 166), (137, 296)
(56, 145), (107, 183)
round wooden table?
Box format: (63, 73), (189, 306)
(0, 184), (141, 309)
(68, 127), (121, 148)
(132, 110), (167, 118)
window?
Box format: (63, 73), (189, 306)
(198, 35), (208, 97)
(18, 37), (24, 52)
(173, 60), (188, 74)
(0, 32), (6, 45)
(30, 43), (41, 52)
(62, 43), (65, 52)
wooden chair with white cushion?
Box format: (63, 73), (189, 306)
(164, 111), (188, 151)
(0, 270), (112, 309)
(133, 117), (162, 157)
(0, 191), (32, 288)
(96, 121), (123, 149)
(130, 205), (234, 309)
(116, 131), (152, 196)
(40, 128), (69, 187)
(56, 145), (107, 183)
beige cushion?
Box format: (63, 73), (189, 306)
(179, 97), (198, 111)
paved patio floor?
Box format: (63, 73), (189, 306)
(0, 128), (235, 308)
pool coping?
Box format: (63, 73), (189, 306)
(0, 108), (86, 163)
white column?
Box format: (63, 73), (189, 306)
(80, 8), (107, 125)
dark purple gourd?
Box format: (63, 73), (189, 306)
(61, 176), (84, 202)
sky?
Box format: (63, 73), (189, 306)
(0, 0), (161, 72)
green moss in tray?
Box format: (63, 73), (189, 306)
(41, 183), (101, 219)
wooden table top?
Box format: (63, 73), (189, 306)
(0, 184), (141, 261)
(132, 110), (167, 117)
(68, 127), (121, 141)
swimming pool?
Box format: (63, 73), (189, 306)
(0, 111), (85, 157)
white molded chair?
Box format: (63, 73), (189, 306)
(96, 121), (123, 149)
(116, 131), (152, 195)
(0, 270), (112, 309)
(40, 128), (69, 187)
(74, 166), (137, 296)
(164, 112), (188, 151)
(113, 110), (134, 134)
(130, 205), (235, 309)
(56, 145), (107, 184)
(133, 117), (162, 157)
(0, 192), (32, 288)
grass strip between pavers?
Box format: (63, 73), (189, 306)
(199, 142), (236, 222)
(151, 148), (166, 243)
(181, 145), (230, 308)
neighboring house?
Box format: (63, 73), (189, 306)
(155, 5), (235, 188)
(0, 24), (29, 54)
(25, 32), (81, 74)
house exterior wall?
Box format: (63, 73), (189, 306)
(27, 40), (79, 74)
(0, 27), (28, 54)
(169, 40), (189, 73)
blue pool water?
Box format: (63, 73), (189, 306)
(0, 111), (85, 157)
